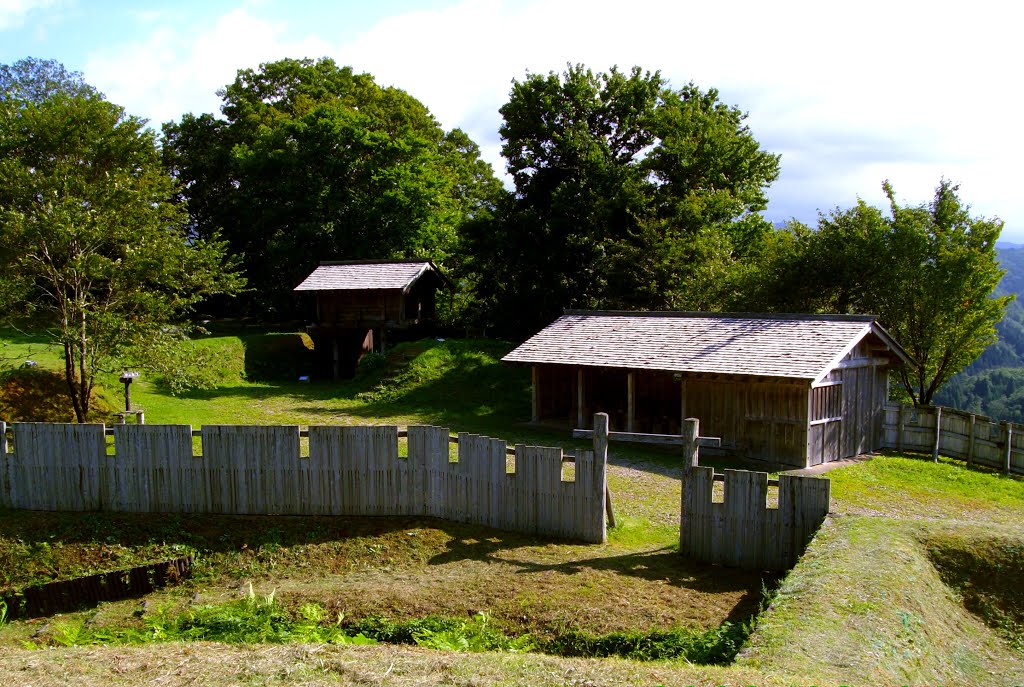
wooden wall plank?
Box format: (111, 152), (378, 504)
(0, 421), (8, 509)
(3, 421), (607, 541)
(681, 464), (829, 571)
(113, 425), (192, 513)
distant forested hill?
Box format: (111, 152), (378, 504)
(934, 247), (1024, 420)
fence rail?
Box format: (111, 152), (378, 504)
(0, 421), (607, 543)
(881, 403), (1024, 475)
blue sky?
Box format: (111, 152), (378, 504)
(3, 0), (1021, 240)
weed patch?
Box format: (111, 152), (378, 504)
(349, 613), (533, 653)
(34, 585), (376, 647)
(541, 622), (747, 663)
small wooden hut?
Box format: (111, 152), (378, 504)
(294, 260), (449, 378)
(502, 311), (912, 468)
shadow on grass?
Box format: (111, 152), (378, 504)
(0, 510), (465, 556)
(428, 537), (775, 627)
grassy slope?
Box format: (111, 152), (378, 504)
(2, 330), (1024, 685)
(740, 517), (1023, 685)
(740, 455), (1024, 684)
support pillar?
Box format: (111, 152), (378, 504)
(680, 377), (687, 434)
(576, 368), (585, 429)
(1004, 421), (1014, 475)
(626, 371), (635, 433)
(967, 414), (976, 465)
(531, 366), (540, 423)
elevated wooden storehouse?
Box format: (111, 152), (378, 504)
(503, 311), (912, 467)
(294, 260), (449, 378)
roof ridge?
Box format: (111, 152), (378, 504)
(561, 309), (878, 323)
(318, 259), (434, 266)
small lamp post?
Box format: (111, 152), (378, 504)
(120, 371), (140, 412)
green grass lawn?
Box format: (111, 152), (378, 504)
(1, 328), (1023, 685)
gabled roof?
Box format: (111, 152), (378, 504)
(502, 311), (912, 381)
(294, 260), (447, 293)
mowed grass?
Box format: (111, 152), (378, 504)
(829, 451), (1024, 528)
(2, 328), (1024, 685)
(0, 328), (773, 679)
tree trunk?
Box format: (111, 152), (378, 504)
(63, 339), (86, 423)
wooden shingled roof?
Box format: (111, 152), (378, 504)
(294, 260), (446, 292)
(502, 311), (911, 382)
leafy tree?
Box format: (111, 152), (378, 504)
(0, 59), (243, 422)
(748, 180), (1010, 406)
(163, 58), (501, 317)
(0, 57), (95, 103)
(877, 181), (1011, 405)
(466, 65), (779, 337)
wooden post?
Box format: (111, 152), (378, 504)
(531, 366), (540, 423)
(592, 413), (614, 530)
(897, 404), (905, 453)
(626, 372), (635, 433)
(332, 339), (340, 381)
(932, 406), (942, 463)
(679, 378), (687, 432)
(0, 421), (7, 456)
(967, 414), (976, 465)
(576, 368), (585, 429)
(137, 411), (145, 425)
(682, 417), (699, 471)
(680, 417), (699, 550)
(1005, 421), (1013, 475)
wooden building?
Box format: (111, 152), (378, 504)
(294, 260), (449, 378)
(502, 311), (913, 468)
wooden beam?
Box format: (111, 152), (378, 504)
(572, 428), (721, 448)
(932, 405), (942, 463)
(626, 371), (635, 433)
(967, 414), (976, 465)
(680, 377), (687, 432)
(531, 366), (539, 423)
(576, 368), (585, 429)
(897, 404), (905, 453)
(806, 386), (815, 467)
(1005, 421), (1013, 475)
(834, 357), (892, 370)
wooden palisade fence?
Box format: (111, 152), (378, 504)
(883, 402), (1024, 475)
(679, 418), (831, 571)
(0, 419), (607, 543)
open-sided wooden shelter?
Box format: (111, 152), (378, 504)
(502, 311), (912, 468)
(294, 260), (449, 378)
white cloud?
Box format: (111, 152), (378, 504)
(80, 0), (1023, 236)
(84, 6), (332, 127)
(0, 0), (56, 31)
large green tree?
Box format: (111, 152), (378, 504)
(0, 59), (243, 422)
(742, 180), (1010, 406)
(877, 181), (1010, 404)
(466, 65), (780, 337)
(162, 58), (502, 317)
